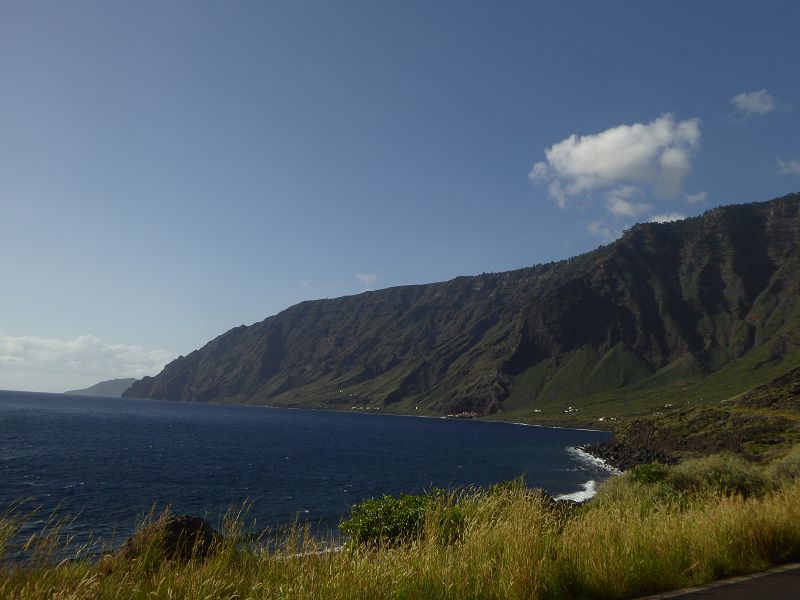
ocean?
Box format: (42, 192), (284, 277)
(0, 390), (611, 552)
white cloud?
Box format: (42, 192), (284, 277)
(777, 158), (800, 176)
(649, 212), (685, 224)
(604, 185), (652, 217)
(586, 220), (620, 242)
(356, 273), (377, 290)
(686, 191), (708, 204)
(530, 114), (701, 206)
(730, 89), (775, 116)
(0, 334), (175, 392)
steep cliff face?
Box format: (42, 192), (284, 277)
(125, 194), (800, 420)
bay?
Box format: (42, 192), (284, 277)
(0, 390), (611, 551)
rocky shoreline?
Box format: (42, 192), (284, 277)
(580, 438), (676, 472)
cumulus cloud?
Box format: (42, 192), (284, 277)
(730, 89), (776, 116)
(649, 212), (686, 224)
(777, 158), (800, 176)
(530, 114), (701, 207)
(356, 273), (377, 290)
(604, 186), (652, 217)
(0, 334), (175, 392)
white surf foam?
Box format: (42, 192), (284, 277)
(553, 446), (622, 502)
(555, 479), (598, 502)
(567, 446), (621, 474)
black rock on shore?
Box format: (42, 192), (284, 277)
(582, 440), (676, 472)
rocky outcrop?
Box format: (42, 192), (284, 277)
(116, 515), (220, 562)
(583, 439), (677, 472)
(585, 366), (800, 470)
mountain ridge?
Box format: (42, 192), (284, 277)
(66, 378), (138, 397)
(125, 193), (800, 424)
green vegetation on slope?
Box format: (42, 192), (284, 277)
(587, 365), (800, 470)
(125, 194), (800, 423)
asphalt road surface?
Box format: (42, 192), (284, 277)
(637, 563), (800, 599)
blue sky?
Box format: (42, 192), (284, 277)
(1, 0), (799, 391)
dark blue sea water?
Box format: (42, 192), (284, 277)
(0, 390), (611, 551)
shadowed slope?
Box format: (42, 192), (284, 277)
(125, 194), (800, 422)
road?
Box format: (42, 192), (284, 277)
(636, 563), (800, 599)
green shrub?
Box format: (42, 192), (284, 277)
(340, 493), (431, 546)
(340, 490), (470, 547)
(668, 454), (770, 498)
(630, 463), (670, 485)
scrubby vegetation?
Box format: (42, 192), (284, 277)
(587, 365), (800, 471)
(3, 448), (800, 599)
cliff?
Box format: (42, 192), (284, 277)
(125, 193), (800, 423)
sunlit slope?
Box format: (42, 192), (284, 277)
(125, 193), (800, 422)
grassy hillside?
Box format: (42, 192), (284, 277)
(125, 193), (800, 422)
(588, 365), (800, 469)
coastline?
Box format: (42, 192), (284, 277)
(569, 445), (622, 475)
(45, 388), (613, 434)
(61, 391), (620, 501)
(552, 445), (621, 502)
(206, 395), (615, 433)
(511, 420), (608, 433)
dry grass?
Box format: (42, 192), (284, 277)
(3, 456), (800, 600)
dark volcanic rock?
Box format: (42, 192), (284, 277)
(584, 367), (800, 468)
(583, 440), (677, 472)
(117, 515), (221, 562)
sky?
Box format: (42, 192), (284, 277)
(1, 1), (799, 392)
